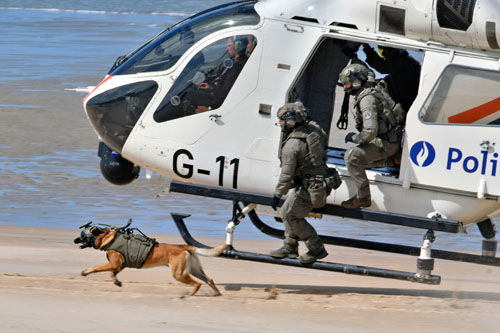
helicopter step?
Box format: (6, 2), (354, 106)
(170, 213), (441, 285)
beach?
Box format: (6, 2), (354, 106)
(1, 225), (500, 332)
(1, 2), (500, 332)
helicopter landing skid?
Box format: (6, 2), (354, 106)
(170, 213), (441, 285)
(245, 208), (500, 268)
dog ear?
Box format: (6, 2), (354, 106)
(93, 234), (103, 248)
(93, 229), (108, 249)
(98, 230), (117, 250)
(90, 227), (103, 236)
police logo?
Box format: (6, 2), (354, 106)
(410, 141), (436, 167)
(282, 153), (292, 164)
(363, 111), (372, 120)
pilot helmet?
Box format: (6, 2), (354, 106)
(277, 102), (308, 130)
(232, 36), (249, 55)
(339, 63), (373, 94)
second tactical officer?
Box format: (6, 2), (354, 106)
(270, 103), (341, 264)
(339, 64), (404, 209)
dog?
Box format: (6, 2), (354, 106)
(74, 226), (228, 296)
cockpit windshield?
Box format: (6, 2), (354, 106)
(111, 1), (260, 75)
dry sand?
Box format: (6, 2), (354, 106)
(1, 225), (500, 332)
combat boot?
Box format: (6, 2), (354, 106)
(270, 244), (298, 259)
(299, 247), (328, 264)
(341, 196), (371, 209)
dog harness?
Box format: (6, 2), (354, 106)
(104, 232), (158, 268)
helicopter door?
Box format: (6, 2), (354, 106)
(401, 51), (500, 197)
(288, 37), (351, 136)
(150, 33), (260, 145)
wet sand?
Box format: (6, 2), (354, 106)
(1, 225), (500, 332)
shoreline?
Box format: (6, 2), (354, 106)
(1, 224), (500, 332)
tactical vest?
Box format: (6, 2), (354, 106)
(104, 232), (158, 268)
(279, 122), (342, 208)
(354, 82), (405, 144)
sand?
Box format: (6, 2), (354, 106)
(1, 225), (500, 332)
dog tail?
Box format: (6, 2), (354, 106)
(193, 244), (229, 257)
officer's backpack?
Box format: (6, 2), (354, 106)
(288, 122), (342, 208)
(288, 121), (328, 168)
(356, 81), (406, 129)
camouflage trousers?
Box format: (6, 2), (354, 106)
(344, 141), (400, 199)
(281, 187), (324, 251)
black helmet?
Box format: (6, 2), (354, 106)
(81, 228), (95, 242)
(75, 226), (102, 249)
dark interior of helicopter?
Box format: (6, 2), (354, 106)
(290, 37), (423, 178)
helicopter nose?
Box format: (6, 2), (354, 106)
(85, 80), (158, 153)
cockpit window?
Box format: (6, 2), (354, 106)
(153, 34), (257, 123)
(111, 2), (259, 75)
(420, 65), (500, 126)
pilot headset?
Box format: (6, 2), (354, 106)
(232, 36), (248, 54)
(352, 78), (362, 89)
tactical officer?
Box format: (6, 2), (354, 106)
(270, 103), (333, 264)
(363, 44), (421, 112)
(340, 64), (403, 209)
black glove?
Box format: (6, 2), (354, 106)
(271, 195), (280, 211)
(345, 132), (356, 143)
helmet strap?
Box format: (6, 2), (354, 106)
(352, 79), (362, 89)
(286, 119), (296, 129)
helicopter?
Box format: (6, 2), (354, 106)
(76, 0), (500, 284)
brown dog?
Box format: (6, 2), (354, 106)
(78, 227), (228, 296)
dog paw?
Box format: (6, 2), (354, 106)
(81, 270), (87, 276)
(114, 280), (122, 287)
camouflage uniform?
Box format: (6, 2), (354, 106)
(343, 83), (402, 205)
(272, 118), (329, 262)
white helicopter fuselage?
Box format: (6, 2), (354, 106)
(83, 0), (500, 225)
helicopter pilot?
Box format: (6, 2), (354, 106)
(192, 36), (250, 113)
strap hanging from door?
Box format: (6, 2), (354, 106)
(337, 92), (350, 130)
(336, 54), (365, 130)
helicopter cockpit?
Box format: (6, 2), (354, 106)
(153, 34), (258, 122)
(85, 1), (260, 153)
(110, 1), (260, 75)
